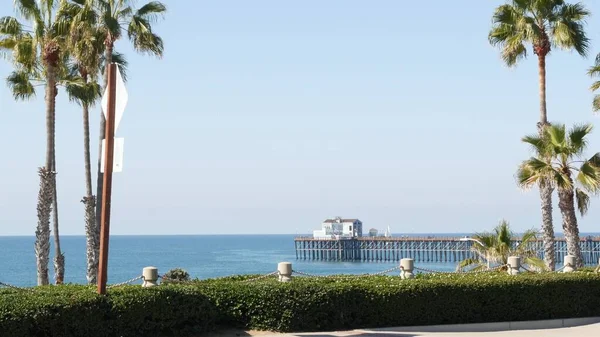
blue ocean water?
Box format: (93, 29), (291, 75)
(0, 234), (464, 287)
(1, 233), (598, 287)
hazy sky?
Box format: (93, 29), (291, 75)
(2, 1), (600, 235)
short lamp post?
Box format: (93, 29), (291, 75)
(459, 237), (490, 269)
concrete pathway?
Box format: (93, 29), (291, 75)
(291, 323), (600, 337)
(207, 318), (600, 337)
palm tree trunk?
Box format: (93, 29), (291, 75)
(538, 54), (548, 125)
(82, 96), (99, 284)
(537, 54), (555, 271)
(94, 43), (113, 260)
(51, 150), (64, 284)
(49, 82), (64, 285)
(35, 168), (53, 286)
(539, 180), (555, 270)
(35, 68), (57, 286)
(557, 185), (584, 267)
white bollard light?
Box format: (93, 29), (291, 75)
(563, 255), (576, 273)
(278, 262), (292, 282)
(400, 258), (414, 279)
(142, 266), (159, 287)
(507, 256), (520, 275)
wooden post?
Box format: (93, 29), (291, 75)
(97, 64), (117, 295)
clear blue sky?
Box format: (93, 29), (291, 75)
(2, 0), (600, 235)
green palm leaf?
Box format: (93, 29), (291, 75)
(575, 188), (591, 216)
(135, 1), (167, 23)
(551, 3), (590, 56)
(456, 258), (483, 272)
(576, 161), (600, 193)
(593, 95), (600, 113)
(523, 257), (547, 272)
(6, 70), (35, 100)
(569, 124), (593, 154)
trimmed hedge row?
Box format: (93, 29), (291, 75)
(1, 272), (600, 336)
(0, 285), (215, 337)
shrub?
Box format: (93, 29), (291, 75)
(0, 285), (216, 337)
(194, 272), (600, 332)
(2, 273), (600, 336)
(161, 268), (191, 284)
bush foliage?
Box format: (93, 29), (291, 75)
(1, 272), (600, 336)
(162, 268), (191, 284)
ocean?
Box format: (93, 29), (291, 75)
(1, 233), (598, 287)
(0, 234), (459, 287)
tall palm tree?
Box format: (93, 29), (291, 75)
(457, 220), (546, 272)
(0, 0), (74, 285)
(489, 0), (590, 270)
(61, 0), (128, 283)
(92, 0), (166, 244)
(517, 123), (600, 267)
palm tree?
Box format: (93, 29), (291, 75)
(517, 123), (600, 267)
(0, 0), (74, 285)
(60, 0), (128, 283)
(92, 0), (166, 245)
(489, 0), (590, 270)
(457, 220), (546, 272)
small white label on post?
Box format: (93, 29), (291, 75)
(101, 138), (125, 173)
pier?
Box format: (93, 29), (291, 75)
(294, 237), (600, 265)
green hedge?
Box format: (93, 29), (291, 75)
(0, 285), (216, 337)
(1, 272), (600, 336)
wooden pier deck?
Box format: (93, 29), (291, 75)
(294, 236), (600, 265)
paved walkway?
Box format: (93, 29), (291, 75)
(207, 320), (600, 337)
(289, 323), (600, 337)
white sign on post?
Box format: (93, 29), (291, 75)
(100, 64), (128, 173)
(100, 138), (124, 173)
(101, 65), (128, 134)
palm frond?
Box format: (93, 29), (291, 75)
(575, 188), (591, 216)
(569, 123), (592, 154)
(519, 228), (538, 245)
(117, 7), (134, 20)
(128, 15), (164, 57)
(551, 3), (590, 56)
(65, 79), (101, 107)
(523, 257), (548, 272)
(593, 95), (600, 113)
(589, 80), (600, 92)
(101, 51), (128, 82)
(497, 32), (528, 66)
(517, 157), (556, 188)
(456, 258), (484, 272)
(14, 0), (43, 23)
(495, 220), (512, 246)
(522, 134), (550, 156)
(576, 161), (600, 194)
(102, 10), (122, 41)
(547, 123), (567, 150)
(135, 1), (167, 23)
(13, 34), (37, 69)
(6, 70), (35, 100)
(472, 232), (503, 263)
(554, 169), (573, 190)
(588, 153), (600, 167)
(0, 16), (24, 36)
(515, 229), (539, 258)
